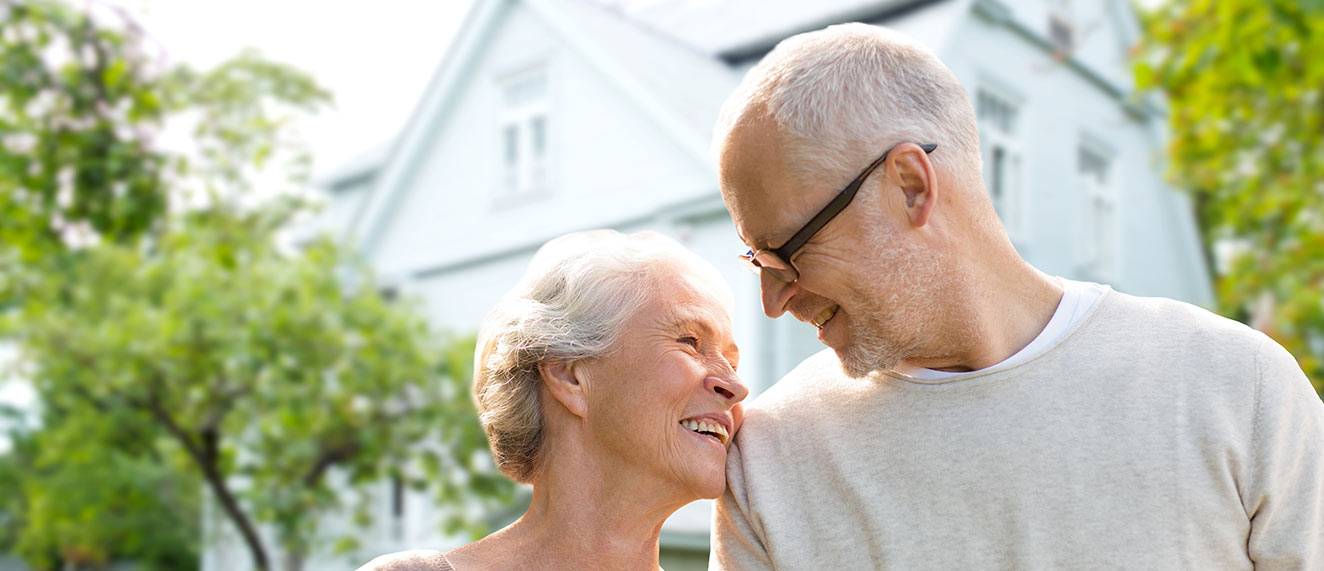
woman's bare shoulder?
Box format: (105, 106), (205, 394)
(356, 549), (453, 571)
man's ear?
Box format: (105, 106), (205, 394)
(890, 143), (939, 228)
(539, 360), (588, 419)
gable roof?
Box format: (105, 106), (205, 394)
(544, 0), (739, 151)
(339, 0), (1152, 261)
(346, 0), (743, 256)
(343, 0), (505, 251)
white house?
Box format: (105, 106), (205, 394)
(206, 0), (1213, 568)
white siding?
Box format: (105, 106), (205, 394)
(944, 7), (1210, 303)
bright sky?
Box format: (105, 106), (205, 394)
(116, 0), (479, 179)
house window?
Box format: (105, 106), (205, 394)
(497, 68), (550, 198)
(1079, 145), (1116, 277)
(976, 87), (1023, 238)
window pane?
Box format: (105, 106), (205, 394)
(977, 89), (1017, 134)
(504, 125), (519, 166)
(1079, 148), (1108, 184)
(497, 69), (551, 197)
(531, 116), (546, 158)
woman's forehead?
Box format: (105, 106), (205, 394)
(642, 284), (735, 340)
(619, 256), (736, 336)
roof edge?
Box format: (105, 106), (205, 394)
(349, 0), (508, 253)
(717, 0), (948, 64)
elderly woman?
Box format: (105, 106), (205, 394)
(360, 230), (748, 571)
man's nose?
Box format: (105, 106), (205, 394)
(760, 270), (796, 318)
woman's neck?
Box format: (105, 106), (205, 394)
(448, 438), (685, 570)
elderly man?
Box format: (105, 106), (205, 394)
(710, 23), (1324, 569)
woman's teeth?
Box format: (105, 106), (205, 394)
(681, 419), (729, 444)
(812, 305), (838, 328)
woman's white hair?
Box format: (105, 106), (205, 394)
(472, 229), (729, 483)
(713, 23), (983, 190)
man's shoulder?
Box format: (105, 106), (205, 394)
(748, 348), (849, 410)
(738, 348), (867, 439)
(1093, 289), (1267, 352)
(1083, 289), (1302, 397)
(728, 348), (857, 482)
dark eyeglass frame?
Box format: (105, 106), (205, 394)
(739, 142), (937, 283)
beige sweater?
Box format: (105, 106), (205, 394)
(712, 289), (1324, 569)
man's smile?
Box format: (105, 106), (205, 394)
(811, 305), (839, 329)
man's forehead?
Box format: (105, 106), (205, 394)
(719, 117), (819, 247)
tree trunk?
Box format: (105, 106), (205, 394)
(199, 455), (271, 571)
(148, 401), (271, 570)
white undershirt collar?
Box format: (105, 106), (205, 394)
(893, 278), (1106, 380)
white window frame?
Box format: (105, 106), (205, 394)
(495, 65), (551, 202)
(1078, 140), (1119, 279)
(975, 83), (1026, 241)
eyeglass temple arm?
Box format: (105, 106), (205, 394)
(773, 143), (936, 258)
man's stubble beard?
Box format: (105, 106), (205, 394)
(836, 231), (947, 379)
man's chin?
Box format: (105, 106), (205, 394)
(822, 315), (908, 378)
(834, 343), (902, 379)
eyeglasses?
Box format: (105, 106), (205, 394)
(738, 142), (937, 284)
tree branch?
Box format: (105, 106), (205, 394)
(301, 439), (360, 489)
(146, 392), (270, 571)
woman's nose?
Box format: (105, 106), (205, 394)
(706, 373), (749, 404)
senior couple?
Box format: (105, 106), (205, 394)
(364, 24), (1324, 570)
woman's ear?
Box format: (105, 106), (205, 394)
(539, 360), (588, 419)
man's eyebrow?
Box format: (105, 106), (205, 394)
(740, 224), (789, 250)
(735, 224), (773, 249)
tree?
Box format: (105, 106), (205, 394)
(1135, 0), (1324, 397)
(5, 203), (515, 571)
(1, 2), (516, 569)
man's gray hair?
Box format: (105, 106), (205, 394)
(472, 229), (729, 483)
(714, 23), (982, 189)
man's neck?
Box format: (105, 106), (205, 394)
(906, 260), (1063, 373)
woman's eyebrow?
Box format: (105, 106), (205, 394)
(662, 311), (719, 335)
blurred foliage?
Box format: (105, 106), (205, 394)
(0, 1), (514, 570)
(0, 0), (167, 258)
(1135, 0), (1324, 397)
(0, 0), (325, 262)
(5, 204), (515, 570)
(0, 410), (199, 571)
